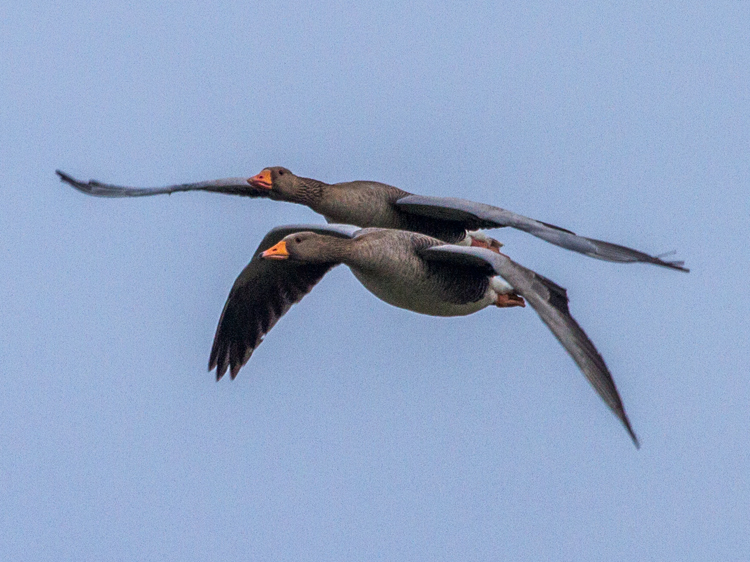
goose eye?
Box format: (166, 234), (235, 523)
(294, 236), (301, 243)
(278, 169), (285, 176)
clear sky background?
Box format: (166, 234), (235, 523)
(2, 2), (749, 560)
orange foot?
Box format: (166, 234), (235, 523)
(469, 236), (503, 254)
(496, 292), (526, 308)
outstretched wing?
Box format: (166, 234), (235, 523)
(397, 194), (688, 272)
(209, 224), (359, 380)
(56, 170), (270, 198)
(420, 244), (640, 447)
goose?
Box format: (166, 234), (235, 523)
(56, 168), (687, 271)
(210, 223), (641, 447)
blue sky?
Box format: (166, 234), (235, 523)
(2, 2), (749, 560)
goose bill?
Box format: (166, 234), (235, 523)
(247, 169), (273, 189)
(261, 240), (290, 259)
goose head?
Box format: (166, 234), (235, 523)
(247, 166), (300, 201)
(261, 231), (346, 264)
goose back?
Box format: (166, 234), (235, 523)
(313, 182), (469, 243)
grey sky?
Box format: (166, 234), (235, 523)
(2, 1), (749, 560)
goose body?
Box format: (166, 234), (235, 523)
(56, 167), (687, 271)
(316, 228), (510, 316)
(209, 224), (639, 446)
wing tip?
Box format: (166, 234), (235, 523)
(209, 340), (251, 381)
(208, 344), (230, 382)
(622, 415), (640, 449)
(208, 361), (225, 382)
(213, 362), (229, 382)
(666, 262), (690, 273)
(652, 253), (689, 272)
(56, 169), (75, 184)
(56, 169), (97, 194)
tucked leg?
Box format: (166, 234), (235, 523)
(467, 231), (503, 253)
(495, 292), (526, 308)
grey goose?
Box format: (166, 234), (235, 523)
(57, 168), (687, 272)
(209, 224), (641, 447)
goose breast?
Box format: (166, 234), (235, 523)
(344, 230), (495, 316)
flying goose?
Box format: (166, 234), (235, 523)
(210, 224), (641, 446)
(56, 168), (687, 272)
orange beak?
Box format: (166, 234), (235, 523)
(247, 169), (273, 190)
(261, 240), (289, 259)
